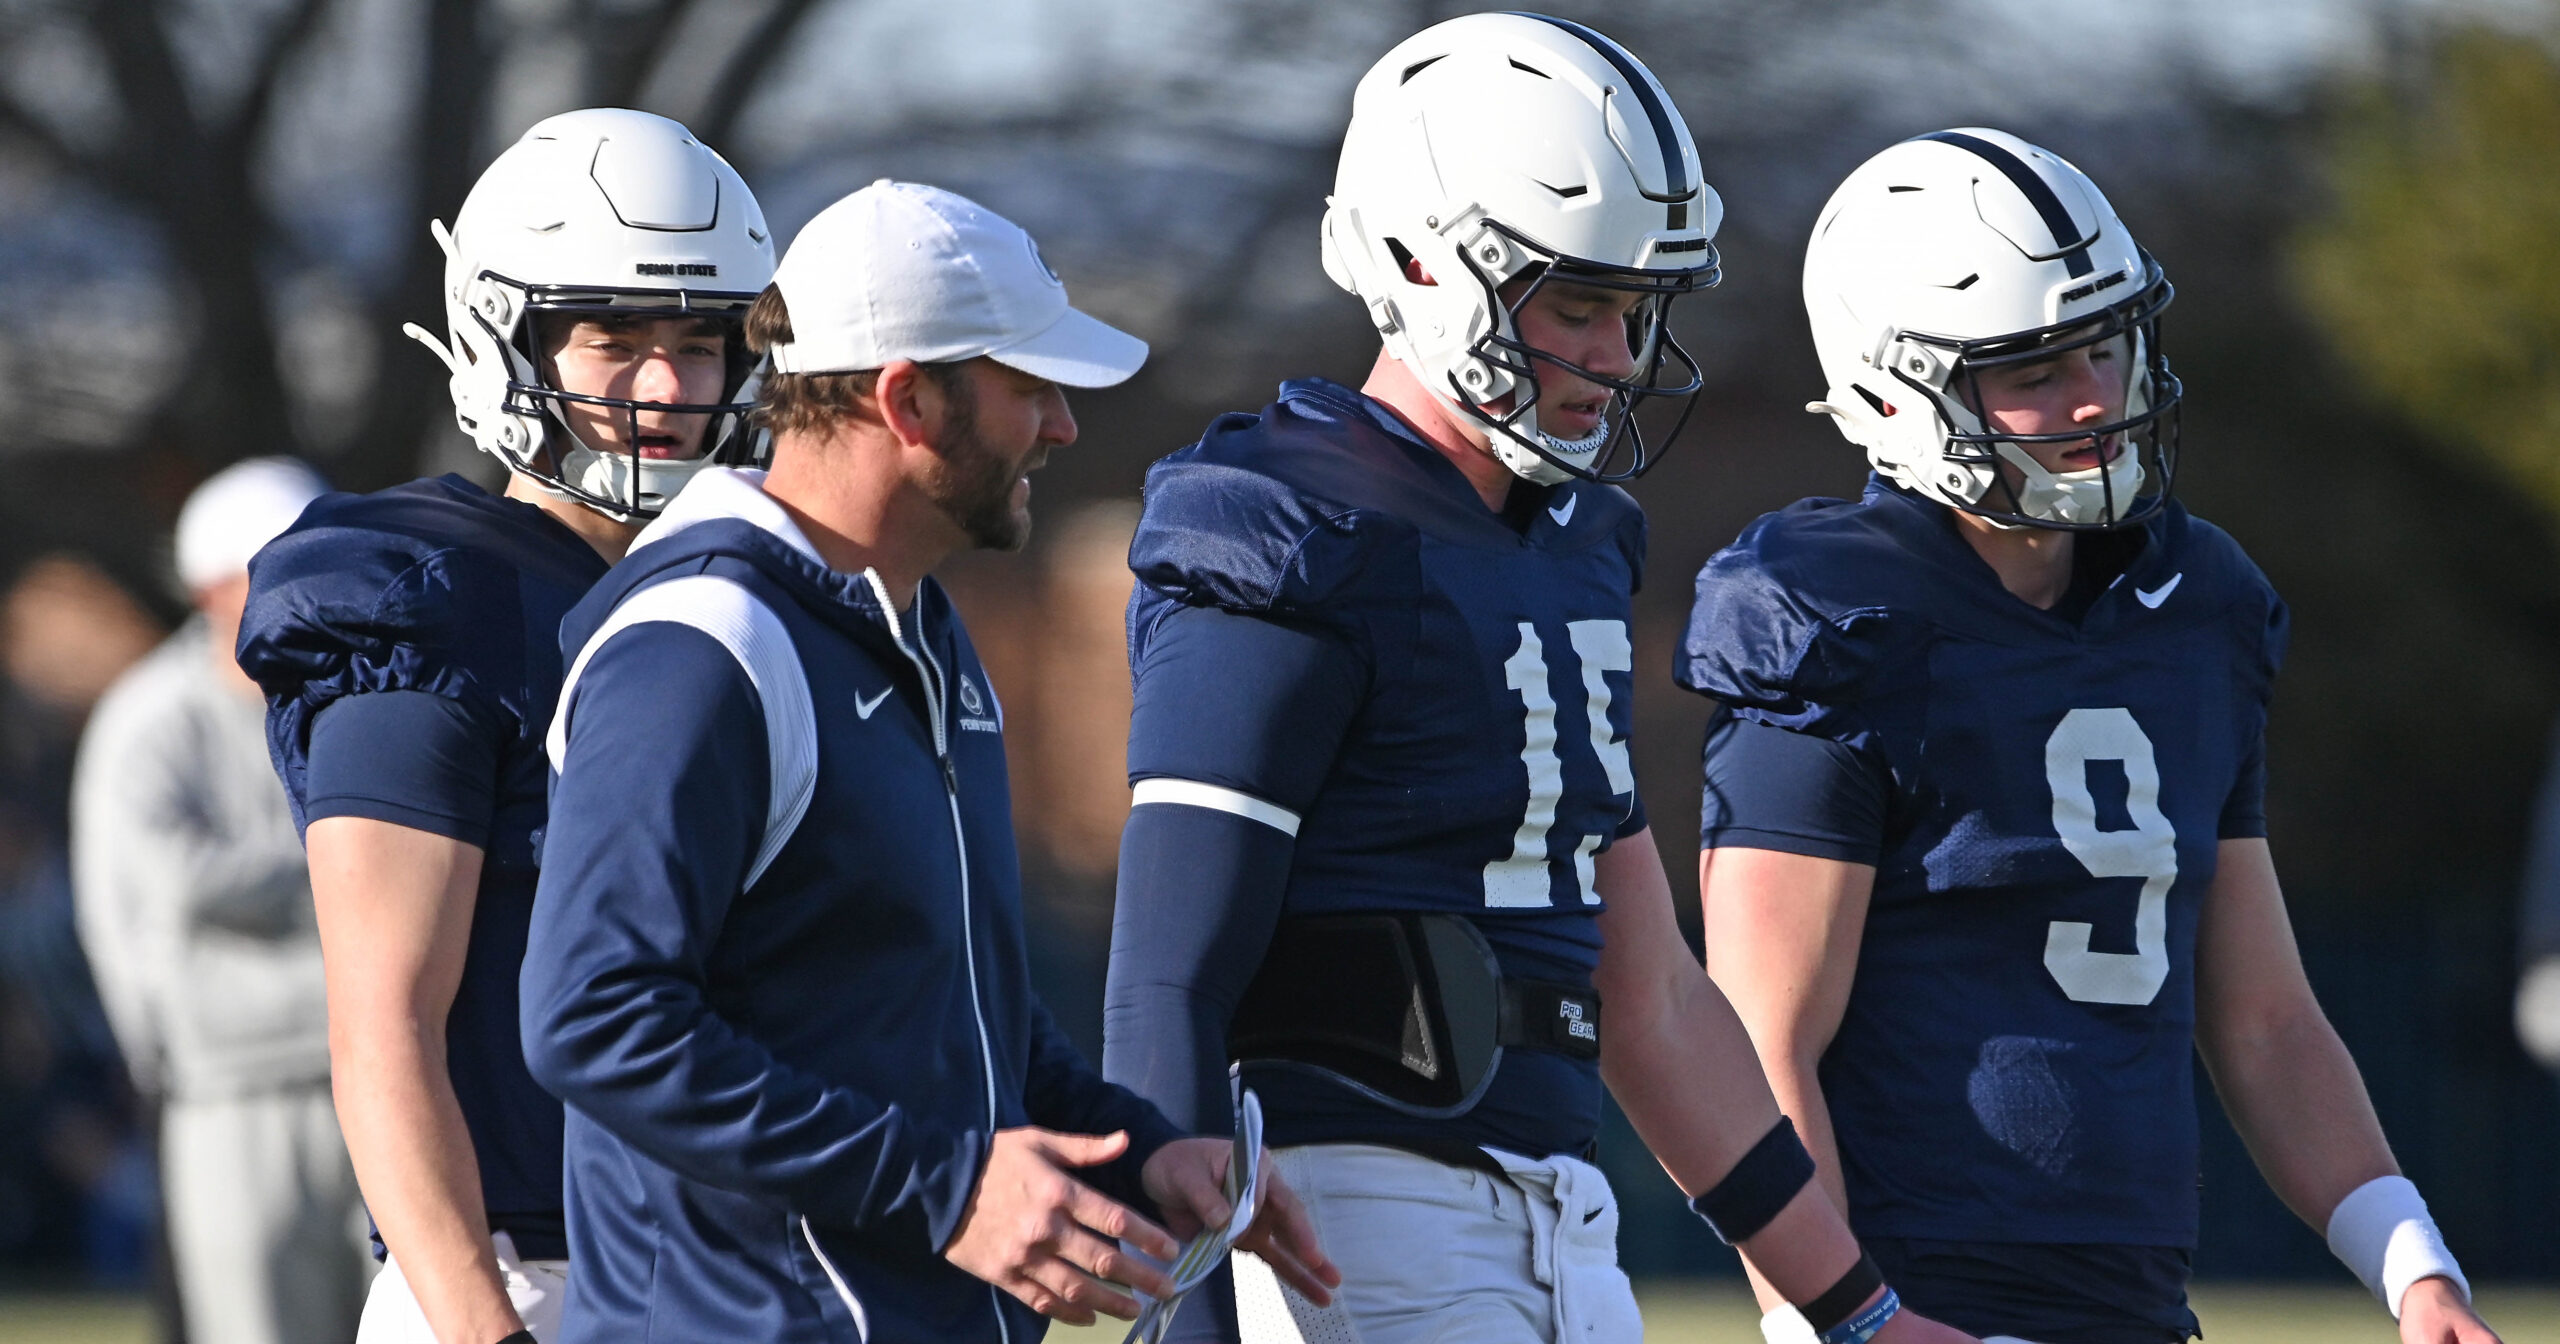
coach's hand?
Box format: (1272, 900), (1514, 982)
(2400, 1277), (2502, 1344)
(943, 1126), (1181, 1325)
(1141, 1137), (1342, 1306)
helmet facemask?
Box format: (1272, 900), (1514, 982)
(475, 274), (767, 522)
(1887, 269), (2182, 531)
(1447, 219), (1717, 486)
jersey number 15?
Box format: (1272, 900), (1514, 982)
(1484, 620), (1634, 910)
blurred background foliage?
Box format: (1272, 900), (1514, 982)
(0, 0), (2554, 1297)
(2295, 28), (2560, 528)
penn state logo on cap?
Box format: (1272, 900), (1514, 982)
(1025, 235), (1062, 288)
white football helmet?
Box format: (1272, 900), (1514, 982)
(1320, 13), (1722, 485)
(1804, 128), (2179, 530)
(405, 108), (776, 521)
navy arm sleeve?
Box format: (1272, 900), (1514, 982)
(1104, 603), (1369, 1134)
(520, 621), (983, 1247)
(1699, 711), (1892, 866)
(1104, 603), (1367, 1344)
(303, 689), (500, 848)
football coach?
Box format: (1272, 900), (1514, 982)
(520, 180), (1336, 1343)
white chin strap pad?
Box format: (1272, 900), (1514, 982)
(1485, 411), (1608, 487)
(1990, 442), (2144, 525)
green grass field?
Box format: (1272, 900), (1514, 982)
(4, 1283), (2549, 1341)
(1038, 1282), (2560, 1343)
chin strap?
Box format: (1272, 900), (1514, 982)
(401, 323), (461, 376)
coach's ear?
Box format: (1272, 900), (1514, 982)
(873, 359), (935, 448)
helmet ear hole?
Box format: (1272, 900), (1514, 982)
(1854, 384), (1894, 417)
(1386, 238), (1434, 286)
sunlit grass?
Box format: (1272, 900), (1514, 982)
(5, 1282), (2552, 1342)
(1036, 1281), (2560, 1342)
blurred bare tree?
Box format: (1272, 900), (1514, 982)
(0, 0), (827, 492)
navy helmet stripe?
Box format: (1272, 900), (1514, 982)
(1919, 130), (2094, 278)
(1514, 13), (1690, 204)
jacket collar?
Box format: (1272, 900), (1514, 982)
(629, 467), (827, 568)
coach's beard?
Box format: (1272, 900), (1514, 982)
(921, 395), (1038, 553)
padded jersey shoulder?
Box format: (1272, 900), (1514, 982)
(239, 475), (607, 713)
(2145, 502), (2288, 685)
(1679, 486), (2287, 721)
(1677, 493), (1940, 718)
(1130, 379), (1643, 618)
(1131, 403), (1423, 619)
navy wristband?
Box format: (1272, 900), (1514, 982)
(1818, 1285), (1900, 1344)
(492, 1333), (537, 1344)
(1688, 1115), (1817, 1245)
(1801, 1252), (1886, 1334)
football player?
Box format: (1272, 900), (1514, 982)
(1682, 129), (2502, 1344)
(1104, 15), (1974, 1344)
(234, 109), (773, 1344)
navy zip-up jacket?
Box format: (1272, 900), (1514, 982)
(521, 469), (1183, 1344)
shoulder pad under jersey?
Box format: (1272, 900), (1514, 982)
(1131, 397), (1427, 616)
(238, 476), (604, 711)
(1677, 493), (1944, 717)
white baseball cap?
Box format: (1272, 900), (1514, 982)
(175, 456), (329, 591)
(765, 180), (1147, 388)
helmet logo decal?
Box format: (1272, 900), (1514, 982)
(1918, 130), (2096, 278)
(635, 262), (719, 276)
(2059, 268), (2129, 305)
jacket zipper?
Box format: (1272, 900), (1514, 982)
(863, 570), (1009, 1344)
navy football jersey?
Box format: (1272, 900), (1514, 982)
(238, 474), (607, 1259)
(1120, 378), (1648, 1158)
(1678, 477), (2286, 1257)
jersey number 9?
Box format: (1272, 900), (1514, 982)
(2043, 707), (2175, 1006)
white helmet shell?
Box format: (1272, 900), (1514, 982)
(407, 108), (776, 521)
(1803, 128), (2179, 529)
(1321, 13), (1721, 485)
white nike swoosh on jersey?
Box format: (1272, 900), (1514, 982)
(1548, 494), (1577, 527)
(854, 686), (893, 719)
(2135, 573), (2183, 608)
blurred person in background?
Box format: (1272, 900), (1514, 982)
(72, 456), (367, 1344)
(2511, 728), (2560, 1087)
(0, 553), (167, 1290)
(234, 108), (774, 1344)
(1684, 129), (2497, 1344)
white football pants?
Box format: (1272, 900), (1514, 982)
(162, 1086), (369, 1344)
(356, 1231), (567, 1343)
(1234, 1143), (1643, 1344)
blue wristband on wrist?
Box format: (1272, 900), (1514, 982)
(1816, 1285), (1899, 1344)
